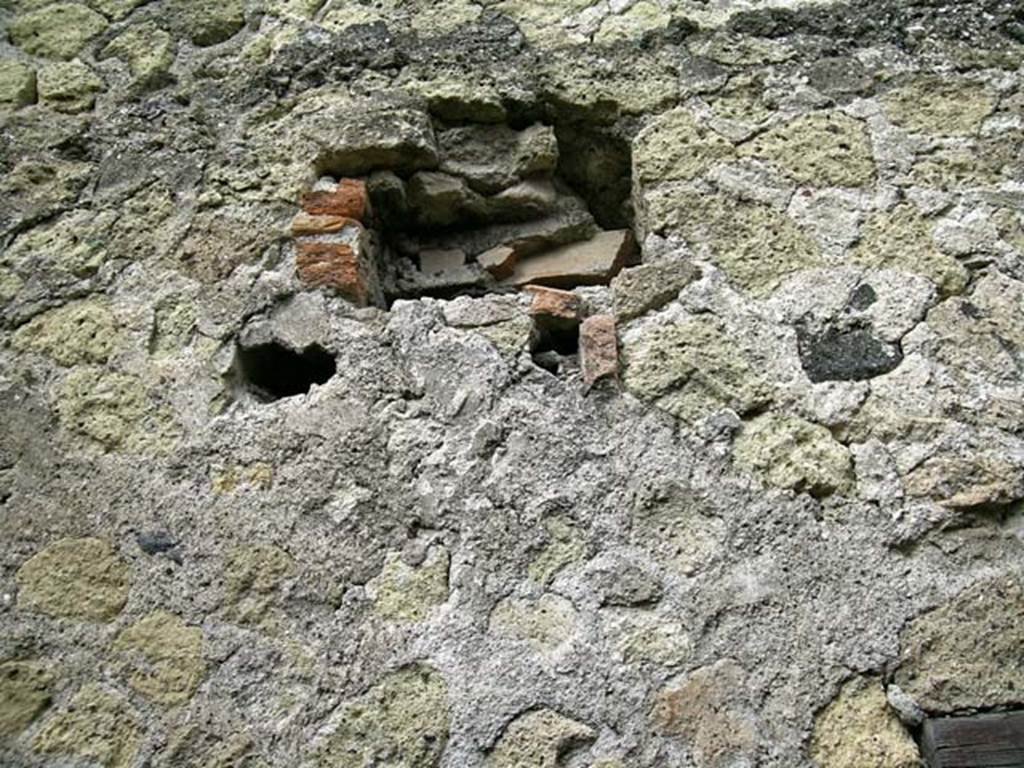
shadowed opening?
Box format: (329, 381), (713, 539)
(235, 342), (336, 400)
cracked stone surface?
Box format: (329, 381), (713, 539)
(1, 0), (1024, 766)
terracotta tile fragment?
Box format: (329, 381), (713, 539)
(526, 284), (581, 323)
(580, 314), (618, 389)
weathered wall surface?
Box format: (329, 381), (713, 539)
(1, 0), (1023, 766)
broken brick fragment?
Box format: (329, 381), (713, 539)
(580, 314), (618, 390)
(300, 179), (369, 221)
(296, 242), (372, 305)
(526, 285), (581, 323)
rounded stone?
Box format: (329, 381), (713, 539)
(16, 537), (130, 621)
(319, 665), (450, 767)
(112, 611), (205, 706)
(0, 660), (55, 736)
(33, 683), (141, 768)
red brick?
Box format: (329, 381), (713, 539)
(295, 242), (369, 305)
(580, 314), (618, 390)
(300, 179), (369, 221)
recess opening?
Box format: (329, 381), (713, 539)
(235, 341), (336, 401)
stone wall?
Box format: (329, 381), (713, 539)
(1, 0), (1023, 766)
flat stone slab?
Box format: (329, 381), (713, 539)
(501, 230), (637, 288)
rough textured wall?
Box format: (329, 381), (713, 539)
(2, 0), (1024, 766)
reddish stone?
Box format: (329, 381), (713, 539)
(295, 242), (369, 305)
(526, 285), (581, 323)
(580, 314), (618, 390)
(291, 212), (359, 236)
(300, 179), (369, 221)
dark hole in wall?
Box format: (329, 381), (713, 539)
(235, 342), (336, 401)
(530, 316), (580, 373)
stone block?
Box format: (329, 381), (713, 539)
(502, 229), (637, 288)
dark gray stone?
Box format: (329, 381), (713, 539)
(797, 323), (903, 382)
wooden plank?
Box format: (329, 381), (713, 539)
(921, 711), (1024, 768)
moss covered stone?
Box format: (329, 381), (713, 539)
(733, 412), (853, 497)
(491, 0), (593, 47)
(37, 60), (104, 113)
(882, 77), (996, 136)
(113, 611), (205, 706)
(33, 684), (141, 768)
(371, 546), (449, 622)
(319, 665), (450, 767)
(851, 204), (968, 297)
(9, 3), (108, 59)
(167, 0), (245, 46)
(739, 112), (875, 187)
(489, 709), (594, 768)
(16, 537), (130, 621)
(810, 677), (919, 768)
(622, 316), (772, 422)
(0, 60), (37, 108)
(12, 299), (120, 366)
(0, 660), (55, 736)
(633, 109), (734, 184)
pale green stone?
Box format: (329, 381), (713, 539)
(595, 1), (671, 44)
(811, 678), (920, 768)
(38, 60), (104, 113)
(371, 546), (449, 622)
(739, 111), (875, 187)
(882, 77), (996, 137)
(318, 665), (449, 767)
(16, 537), (130, 621)
(113, 611), (205, 706)
(0, 661), (55, 736)
(894, 577), (1024, 713)
(56, 367), (146, 449)
(12, 299), (120, 366)
(733, 412), (853, 497)
(34, 684), (141, 768)
(633, 108), (735, 183)
(851, 204), (968, 297)
(622, 315), (772, 421)
(0, 60), (37, 108)
(489, 593), (577, 652)
(640, 190), (820, 296)
(9, 3), (108, 59)
(101, 23), (175, 89)
(489, 709), (594, 768)
(167, 0), (245, 46)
